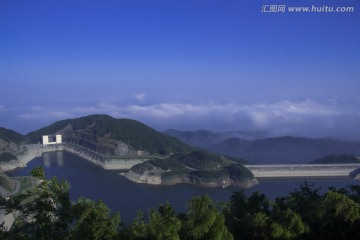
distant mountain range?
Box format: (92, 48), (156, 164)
(310, 154), (360, 164)
(2, 116), (360, 165)
(2, 115), (360, 187)
(164, 129), (269, 149)
(165, 130), (360, 164)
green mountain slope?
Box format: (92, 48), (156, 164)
(176, 150), (234, 170)
(126, 150), (255, 187)
(0, 128), (23, 161)
(27, 114), (192, 156)
(0, 127), (25, 144)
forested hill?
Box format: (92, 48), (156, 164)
(0, 127), (24, 162)
(0, 127), (25, 144)
(26, 114), (192, 156)
(124, 150), (255, 188)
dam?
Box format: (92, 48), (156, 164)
(39, 145), (360, 179)
(39, 143), (150, 170)
(244, 164), (360, 178)
(3, 140), (360, 179)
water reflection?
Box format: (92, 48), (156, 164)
(43, 151), (64, 168)
(56, 151), (64, 167)
(43, 152), (51, 168)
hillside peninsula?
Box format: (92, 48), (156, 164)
(0, 115), (257, 188)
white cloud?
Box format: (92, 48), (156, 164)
(134, 93), (146, 102)
(14, 98), (360, 140)
(126, 103), (215, 118)
(19, 111), (74, 120)
(30, 106), (44, 111)
(248, 111), (269, 127)
(17, 99), (356, 123)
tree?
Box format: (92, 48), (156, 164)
(181, 195), (233, 240)
(223, 191), (247, 239)
(68, 198), (120, 240)
(322, 191), (360, 224)
(0, 174), (120, 240)
(276, 181), (323, 230)
(30, 166), (45, 180)
(122, 211), (147, 240)
(0, 177), (72, 240)
(247, 212), (271, 240)
(315, 191), (360, 240)
(247, 191), (271, 215)
(224, 191), (271, 240)
(147, 202), (181, 240)
(270, 208), (309, 240)
(348, 185), (360, 203)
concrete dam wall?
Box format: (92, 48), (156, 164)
(244, 164), (360, 178)
(1, 142), (149, 172)
(40, 143), (148, 170)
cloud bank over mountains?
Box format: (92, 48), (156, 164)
(3, 98), (358, 141)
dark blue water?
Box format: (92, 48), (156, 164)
(6, 151), (359, 223)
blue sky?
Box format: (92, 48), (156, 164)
(1, 0), (360, 140)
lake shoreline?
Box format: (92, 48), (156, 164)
(7, 151), (360, 223)
(2, 145), (257, 188)
(2, 145), (359, 189)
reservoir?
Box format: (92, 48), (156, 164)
(6, 151), (359, 224)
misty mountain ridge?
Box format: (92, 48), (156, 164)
(164, 129), (270, 149)
(2, 116), (360, 165)
(310, 154), (360, 164)
(165, 130), (360, 164)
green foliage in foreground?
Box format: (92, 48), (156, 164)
(1, 169), (360, 240)
(30, 166), (45, 180)
(224, 182), (360, 240)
